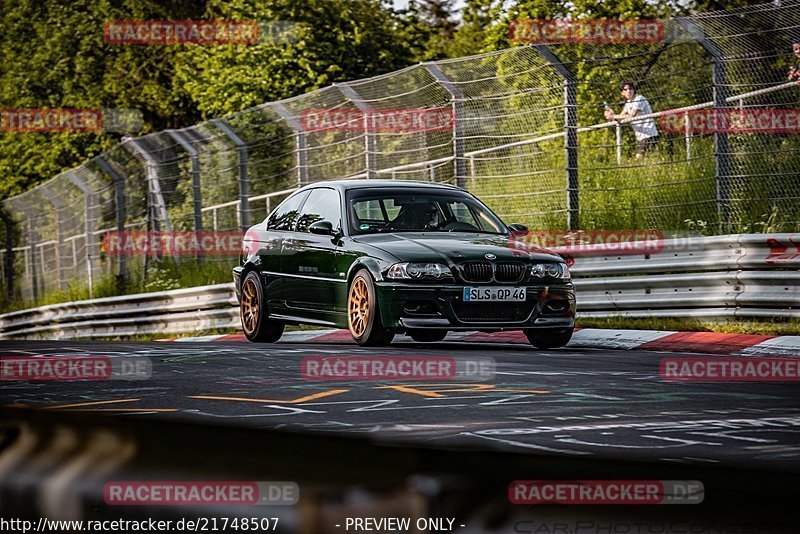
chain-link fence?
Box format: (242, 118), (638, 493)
(1, 0), (799, 309)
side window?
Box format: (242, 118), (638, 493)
(267, 191), (308, 231)
(296, 188), (342, 233)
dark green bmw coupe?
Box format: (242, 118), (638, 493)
(233, 180), (575, 347)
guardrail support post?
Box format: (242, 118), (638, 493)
(269, 103), (309, 187)
(95, 156), (127, 285)
(67, 171), (97, 299)
(39, 184), (67, 291)
(422, 62), (466, 188)
(533, 44), (579, 230)
(211, 119), (250, 230)
(678, 18), (731, 232)
(336, 83), (377, 179)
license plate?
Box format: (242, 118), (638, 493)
(463, 287), (526, 302)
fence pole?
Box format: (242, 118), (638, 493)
(127, 138), (172, 234)
(94, 156), (127, 285)
(66, 171), (97, 299)
(335, 82), (376, 179)
(39, 184), (67, 291)
(269, 103), (309, 186)
(532, 44), (579, 230)
(9, 197), (39, 301)
(422, 62), (466, 188)
(211, 119), (250, 230)
(166, 130), (204, 263)
(678, 18), (731, 232)
(0, 211), (13, 300)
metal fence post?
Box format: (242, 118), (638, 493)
(269, 103), (309, 186)
(94, 156), (127, 284)
(422, 62), (466, 188)
(127, 138), (172, 234)
(211, 119), (250, 230)
(166, 130), (205, 262)
(335, 83), (376, 179)
(39, 184), (67, 291)
(0, 211), (13, 300)
(678, 18), (731, 232)
(533, 44), (579, 230)
(66, 171), (97, 299)
(9, 197), (39, 301)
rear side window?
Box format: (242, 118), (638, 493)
(267, 191), (308, 231)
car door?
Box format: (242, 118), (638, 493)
(262, 190), (309, 312)
(282, 187), (344, 320)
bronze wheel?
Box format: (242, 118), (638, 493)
(241, 276), (259, 336)
(348, 276), (370, 338)
(240, 271), (284, 343)
(347, 270), (393, 346)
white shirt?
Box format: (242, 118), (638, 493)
(622, 94), (659, 141)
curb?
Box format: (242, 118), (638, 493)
(161, 328), (800, 356)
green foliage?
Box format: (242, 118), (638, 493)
(173, 0), (416, 118)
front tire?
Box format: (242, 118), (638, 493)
(348, 270), (394, 346)
(525, 328), (573, 349)
(240, 271), (284, 343)
(408, 329), (447, 343)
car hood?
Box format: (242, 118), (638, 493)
(352, 232), (562, 264)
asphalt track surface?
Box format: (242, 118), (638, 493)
(2, 337), (799, 472)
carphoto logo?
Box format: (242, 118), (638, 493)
(509, 480), (704, 505)
(0, 108), (143, 133)
(103, 20), (299, 45)
(102, 231), (242, 256)
(301, 356), (495, 381)
(510, 230), (663, 256)
(299, 108), (454, 133)
(1, 356), (151, 381)
(661, 109), (800, 134)
(103, 481), (298, 506)
(509, 19), (664, 44)
(661, 357), (800, 382)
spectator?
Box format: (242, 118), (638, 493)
(788, 38), (800, 82)
(604, 81), (659, 158)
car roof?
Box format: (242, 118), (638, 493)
(297, 179), (463, 193)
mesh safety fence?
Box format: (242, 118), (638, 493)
(1, 0), (798, 308)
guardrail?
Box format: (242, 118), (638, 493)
(0, 233), (797, 339)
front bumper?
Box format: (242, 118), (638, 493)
(375, 281), (575, 331)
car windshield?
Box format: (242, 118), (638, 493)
(348, 189), (507, 235)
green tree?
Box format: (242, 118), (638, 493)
(173, 0), (416, 118)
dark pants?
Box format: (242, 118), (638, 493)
(636, 136), (659, 156)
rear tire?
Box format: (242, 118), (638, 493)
(408, 329), (447, 343)
(525, 328), (573, 349)
(240, 271), (284, 343)
(348, 269), (394, 347)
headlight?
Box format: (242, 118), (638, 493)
(387, 262), (452, 280)
(531, 263), (570, 280)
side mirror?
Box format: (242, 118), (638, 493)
(309, 220), (335, 235)
(507, 223), (528, 233)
